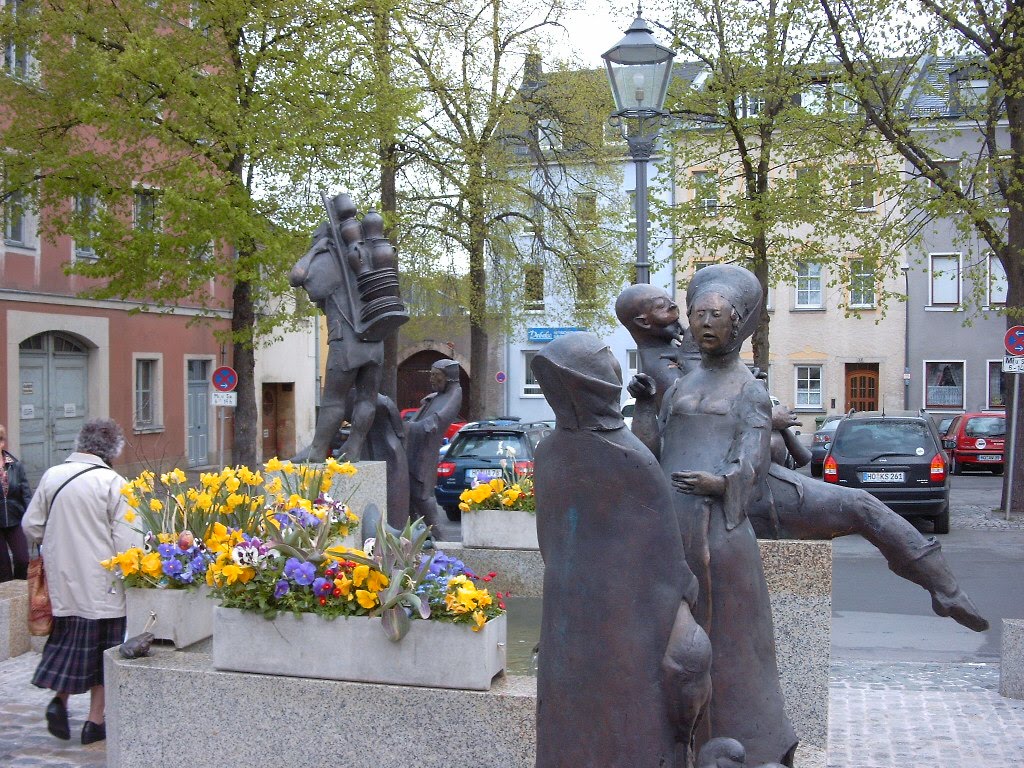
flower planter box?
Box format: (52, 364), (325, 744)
(212, 606), (506, 691)
(126, 586), (213, 649)
(461, 508), (538, 550)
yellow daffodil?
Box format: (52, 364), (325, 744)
(149, 498), (163, 513)
(124, 509), (136, 523)
(264, 457), (284, 473)
(472, 610), (486, 631)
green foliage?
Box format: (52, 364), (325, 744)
(648, 0), (917, 365)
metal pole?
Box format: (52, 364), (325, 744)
(627, 132), (656, 285)
(1005, 373), (1019, 521)
(902, 268), (910, 410)
(218, 407), (224, 469)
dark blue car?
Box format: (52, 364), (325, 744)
(435, 420), (552, 521)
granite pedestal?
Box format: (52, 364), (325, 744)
(1000, 618), (1024, 698)
(106, 540), (830, 768)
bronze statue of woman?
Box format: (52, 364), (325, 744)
(660, 264), (798, 766)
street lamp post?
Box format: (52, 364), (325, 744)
(901, 263), (911, 409)
(602, 12), (676, 285)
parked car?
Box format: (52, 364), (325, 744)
(622, 398), (635, 429)
(941, 411), (1006, 475)
(400, 407), (419, 421)
(434, 420), (553, 521)
(936, 415), (957, 437)
(823, 410), (951, 533)
(809, 415), (844, 477)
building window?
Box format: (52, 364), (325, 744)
(850, 165), (876, 210)
(575, 193), (597, 230)
(795, 165), (822, 195)
(795, 365), (823, 408)
(988, 361), (1006, 409)
(930, 159), (961, 189)
(736, 93), (764, 117)
(134, 357), (162, 429)
(3, 189), (27, 245)
(795, 262), (823, 308)
(523, 351), (541, 396)
(627, 349), (638, 374)
(691, 171), (719, 215)
(849, 258), (875, 308)
(524, 265), (544, 312)
(929, 253), (960, 306)
(924, 361), (964, 409)
(134, 188), (160, 230)
(537, 119), (561, 151)
(575, 265), (597, 311)
(989, 253), (1007, 306)
(73, 193), (100, 260)
(4, 0), (34, 81)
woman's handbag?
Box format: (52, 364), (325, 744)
(27, 555), (52, 636)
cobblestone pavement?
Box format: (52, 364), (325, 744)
(3, 650), (1024, 768)
(953, 504), (1024, 531)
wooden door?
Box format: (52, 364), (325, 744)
(845, 364), (879, 413)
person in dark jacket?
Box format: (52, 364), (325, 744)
(0, 424), (32, 581)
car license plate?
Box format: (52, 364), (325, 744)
(861, 471), (905, 483)
(978, 454), (1002, 462)
(467, 468), (502, 483)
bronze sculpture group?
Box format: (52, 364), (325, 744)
(533, 264), (988, 768)
(290, 196), (986, 767)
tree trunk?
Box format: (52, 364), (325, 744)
(231, 277), (257, 468)
(750, 257), (771, 374)
(467, 178), (489, 420)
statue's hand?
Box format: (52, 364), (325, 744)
(627, 373), (657, 400)
(671, 471), (725, 497)
(771, 404), (799, 431)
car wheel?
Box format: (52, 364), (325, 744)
(933, 507), (950, 534)
(444, 505), (462, 522)
(993, 466), (1005, 476)
(950, 456), (961, 475)
(810, 463), (822, 478)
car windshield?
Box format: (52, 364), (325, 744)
(622, 403), (635, 417)
(964, 416), (1005, 438)
(446, 433), (530, 460)
(832, 421), (933, 458)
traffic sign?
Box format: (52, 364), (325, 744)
(495, 371), (507, 384)
(211, 391), (238, 407)
(212, 366), (238, 392)
(1005, 326), (1024, 356)
(1003, 355), (1024, 374)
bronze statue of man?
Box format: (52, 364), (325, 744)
(289, 192), (407, 464)
(406, 359), (462, 534)
(531, 332), (711, 768)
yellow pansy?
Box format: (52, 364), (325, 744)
(333, 575), (352, 597)
(140, 552), (163, 578)
(352, 564), (370, 588)
(472, 610), (486, 631)
(488, 478), (506, 494)
(366, 570), (389, 592)
(355, 589), (378, 609)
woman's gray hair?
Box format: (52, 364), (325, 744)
(76, 418), (125, 464)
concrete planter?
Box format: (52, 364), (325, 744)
(461, 508), (538, 550)
(212, 606), (507, 691)
(126, 586), (213, 649)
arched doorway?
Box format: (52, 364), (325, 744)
(397, 350), (469, 418)
(18, 332), (89, 483)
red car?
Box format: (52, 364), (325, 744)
(400, 407), (466, 441)
(941, 412), (1006, 475)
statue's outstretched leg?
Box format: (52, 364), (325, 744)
(768, 471), (988, 633)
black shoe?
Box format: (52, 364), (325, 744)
(81, 720), (106, 745)
(45, 696), (70, 740)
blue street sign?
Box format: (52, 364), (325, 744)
(527, 327), (584, 343)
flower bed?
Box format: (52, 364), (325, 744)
(125, 585), (213, 649)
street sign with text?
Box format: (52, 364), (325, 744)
(211, 391), (238, 407)
(1003, 355), (1024, 374)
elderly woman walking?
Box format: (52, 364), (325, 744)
(22, 418), (140, 745)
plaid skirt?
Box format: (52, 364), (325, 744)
(32, 615), (126, 694)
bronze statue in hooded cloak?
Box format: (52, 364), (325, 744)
(531, 332), (712, 768)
